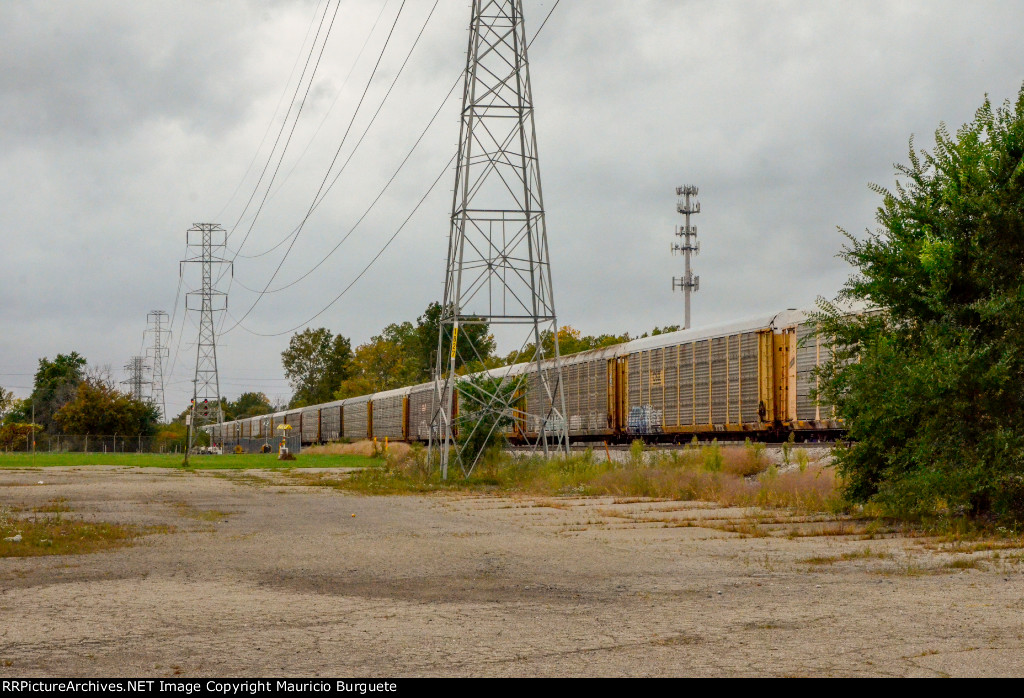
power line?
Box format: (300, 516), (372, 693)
(231, 47), (457, 297)
(228, 153), (453, 338)
(209, 0), (343, 340)
(223, 0), (563, 338)
(223, 0), (342, 256)
(213, 0), (330, 225)
(226, 0), (396, 259)
(221, 0), (410, 336)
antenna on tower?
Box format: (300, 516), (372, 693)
(429, 0), (569, 479)
(144, 310), (170, 422)
(671, 185), (701, 329)
(180, 223), (231, 457)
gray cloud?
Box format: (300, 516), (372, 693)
(2, 0), (1022, 412)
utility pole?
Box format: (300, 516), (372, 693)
(121, 356), (150, 402)
(672, 185), (701, 329)
(144, 310), (170, 422)
(180, 223), (231, 457)
(429, 0), (569, 478)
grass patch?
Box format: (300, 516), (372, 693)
(32, 497), (71, 513)
(800, 547), (892, 565)
(300, 444), (845, 516)
(942, 558), (984, 570)
(1, 507), (171, 557)
(0, 452), (378, 470)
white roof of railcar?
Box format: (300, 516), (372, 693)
(617, 309), (808, 356)
(371, 386), (411, 401)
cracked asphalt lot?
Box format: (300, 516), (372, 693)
(1, 466), (1022, 677)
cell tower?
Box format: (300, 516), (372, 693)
(429, 0), (568, 478)
(180, 224), (231, 450)
(671, 185), (700, 329)
(144, 310), (170, 421)
(121, 356), (150, 402)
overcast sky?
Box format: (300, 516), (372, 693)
(2, 0), (1022, 411)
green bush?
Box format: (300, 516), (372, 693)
(817, 84), (1024, 523)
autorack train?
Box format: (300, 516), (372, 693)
(206, 308), (840, 450)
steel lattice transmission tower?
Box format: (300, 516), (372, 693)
(144, 310), (170, 422)
(121, 356), (150, 402)
(180, 224), (231, 450)
(671, 185), (701, 329)
(429, 0), (568, 478)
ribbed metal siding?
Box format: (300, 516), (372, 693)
(320, 406), (342, 442)
(693, 340), (710, 424)
(795, 321), (835, 421)
(727, 335), (741, 424)
(740, 333), (759, 423)
(343, 401), (369, 440)
(628, 352), (642, 410)
(408, 386), (433, 440)
(524, 366), (563, 435)
(710, 337), (727, 424)
(679, 344), (694, 425)
(796, 322), (819, 420)
(372, 396), (405, 440)
(301, 408), (320, 443)
(564, 358), (609, 433)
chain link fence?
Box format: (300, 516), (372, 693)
(3, 432), (302, 455)
(215, 434), (302, 455)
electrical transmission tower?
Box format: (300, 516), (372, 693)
(144, 310), (170, 422)
(429, 0), (568, 478)
(180, 224), (231, 452)
(121, 356), (150, 402)
(671, 185), (700, 329)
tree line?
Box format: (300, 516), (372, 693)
(280, 300), (680, 408)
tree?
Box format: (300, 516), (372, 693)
(226, 392), (274, 420)
(816, 85), (1024, 522)
(281, 328), (353, 407)
(333, 325), (421, 399)
(29, 352), (86, 432)
(415, 302), (496, 378)
(54, 379), (160, 436)
(505, 325), (630, 364)
(0, 387), (14, 420)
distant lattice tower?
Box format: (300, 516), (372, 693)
(144, 310), (170, 421)
(121, 355), (150, 402)
(429, 0), (569, 478)
(181, 224), (231, 450)
(672, 185), (700, 329)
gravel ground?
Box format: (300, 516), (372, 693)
(0, 466), (1022, 677)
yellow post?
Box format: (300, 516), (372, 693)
(384, 436), (389, 453)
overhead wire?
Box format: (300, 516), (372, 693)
(209, 0), (344, 337)
(226, 0), (395, 260)
(221, 0), (410, 336)
(212, 0), (329, 225)
(225, 0), (563, 337)
(228, 0), (447, 296)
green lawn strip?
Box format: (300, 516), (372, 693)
(0, 452), (378, 470)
